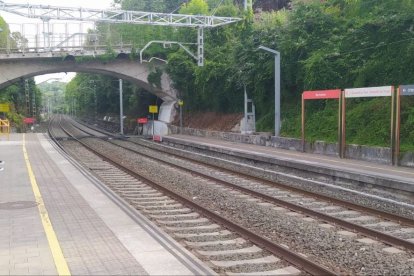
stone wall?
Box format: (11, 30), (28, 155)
(168, 125), (414, 167)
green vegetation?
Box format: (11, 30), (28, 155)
(38, 81), (67, 114)
(65, 73), (157, 122)
(64, 0), (414, 150)
(0, 18), (42, 131)
(0, 79), (41, 132)
(1, 0), (413, 150)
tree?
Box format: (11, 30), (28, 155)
(179, 0), (209, 15)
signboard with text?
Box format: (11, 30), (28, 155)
(301, 89), (342, 155)
(23, 117), (36, 124)
(303, 89), (341, 100)
(395, 84), (414, 165)
(137, 117), (148, 124)
(0, 103), (10, 112)
(149, 105), (158, 113)
(400, 85), (414, 96)
(342, 85), (395, 162)
(344, 86), (393, 98)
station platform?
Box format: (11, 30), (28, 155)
(163, 134), (414, 194)
(0, 133), (213, 276)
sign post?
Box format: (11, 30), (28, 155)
(136, 117), (148, 135)
(342, 86), (394, 162)
(178, 100), (184, 134)
(149, 105), (158, 141)
(395, 84), (414, 165)
(301, 89), (342, 155)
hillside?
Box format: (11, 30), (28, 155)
(57, 0), (414, 152)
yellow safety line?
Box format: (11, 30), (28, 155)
(22, 134), (71, 276)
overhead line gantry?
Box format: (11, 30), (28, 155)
(0, 1), (242, 65)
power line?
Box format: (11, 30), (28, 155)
(169, 0), (189, 14)
(211, 0), (225, 16)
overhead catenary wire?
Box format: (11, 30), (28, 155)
(211, 0), (225, 16)
(168, 0), (189, 14)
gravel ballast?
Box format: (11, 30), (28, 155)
(71, 138), (414, 275)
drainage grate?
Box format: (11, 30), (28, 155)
(0, 201), (38, 210)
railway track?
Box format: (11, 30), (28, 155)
(117, 139), (414, 250)
(69, 117), (414, 252)
(50, 115), (414, 274)
(50, 115), (335, 275)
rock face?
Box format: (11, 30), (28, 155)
(172, 112), (243, 132)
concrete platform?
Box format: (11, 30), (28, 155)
(162, 134), (414, 193)
(0, 133), (213, 275)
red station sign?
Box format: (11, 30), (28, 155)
(23, 117), (36, 124)
(137, 117), (148, 124)
(303, 89), (341, 100)
(301, 89), (342, 155)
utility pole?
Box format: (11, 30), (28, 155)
(24, 80), (30, 116)
(244, 0), (252, 10)
(119, 79), (124, 135)
(178, 100), (184, 134)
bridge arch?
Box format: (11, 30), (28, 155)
(0, 57), (178, 129)
(0, 58), (177, 102)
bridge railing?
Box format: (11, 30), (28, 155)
(0, 23), (132, 56)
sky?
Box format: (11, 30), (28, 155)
(0, 0), (114, 83)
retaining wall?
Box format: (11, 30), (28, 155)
(168, 125), (414, 168)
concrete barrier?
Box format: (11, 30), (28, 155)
(168, 125), (414, 167)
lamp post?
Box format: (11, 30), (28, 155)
(258, 45), (281, 137)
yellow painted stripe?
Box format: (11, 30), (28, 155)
(22, 134), (71, 276)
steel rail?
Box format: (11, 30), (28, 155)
(106, 138), (414, 252)
(71, 118), (414, 228)
(47, 116), (216, 276)
(52, 118), (337, 276)
(133, 138), (414, 227)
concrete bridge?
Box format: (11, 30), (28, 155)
(0, 56), (179, 129)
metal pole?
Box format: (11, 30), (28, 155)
(197, 28), (204, 66)
(275, 54), (281, 136)
(119, 79), (124, 135)
(94, 85), (97, 121)
(390, 87), (395, 165)
(338, 92), (342, 157)
(341, 93), (346, 158)
(244, 85), (248, 133)
(152, 112), (155, 139)
(244, 0), (252, 10)
(301, 93), (305, 152)
(395, 87), (401, 166)
(46, 20), (50, 50)
(179, 105), (183, 134)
